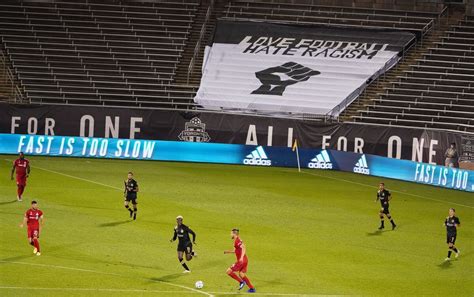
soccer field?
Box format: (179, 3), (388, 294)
(0, 155), (472, 296)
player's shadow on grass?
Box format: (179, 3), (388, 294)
(149, 273), (184, 283)
(50, 252), (163, 271)
(0, 254), (35, 263)
(0, 200), (18, 205)
(0, 211), (21, 216)
(437, 261), (452, 269)
(1, 243), (77, 264)
(366, 230), (383, 236)
(59, 203), (123, 212)
(98, 220), (132, 227)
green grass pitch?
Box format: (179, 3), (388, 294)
(0, 155), (472, 296)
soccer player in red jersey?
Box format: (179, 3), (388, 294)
(20, 200), (44, 256)
(224, 229), (256, 293)
(10, 152), (30, 202)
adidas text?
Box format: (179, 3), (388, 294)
(243, 159), (272, 166)
(353, 167), (370, 174)
(308, 162), (332, 169)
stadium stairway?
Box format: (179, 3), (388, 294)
(346, 10), (474, 131)
(339, 8), (466, 124)
(175, 0), (444, 87)
(0, 47), (22, 103)
(174, 0), (228, 86)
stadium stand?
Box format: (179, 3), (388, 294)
(0, 48), (21, 102)
(0, 0), (199, 108)
(351, 16), (474, 132)
(174, 0), (227, 85)
(1, 0), (472, 132)
(222, 0), (440, 38)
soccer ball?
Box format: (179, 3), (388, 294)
(195, 280), (204, 289)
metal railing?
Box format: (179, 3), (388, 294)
(0, 45), (23, 103)
(187, 0), (215, 85)
(333, 33), (418, 120)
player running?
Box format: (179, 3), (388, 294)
(124, 172), (139, 220)
(10, 152), (30, 202)
(375, 182), (396, 230)
(20, 200), (43, 256)
(170, 216), (196, 273)
(224, 229), (256, 293)
(444, 208), (461, 261)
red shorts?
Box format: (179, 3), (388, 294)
(16, 176), (27, 186)
(230, 259), (248, 273)
(27, 226), (40, 238)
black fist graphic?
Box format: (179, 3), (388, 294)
(251, 62), (320, 96)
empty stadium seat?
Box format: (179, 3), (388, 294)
(351, 17), (474, 132)
(223, 0), (439, 38)
(0, 0), (199, 108)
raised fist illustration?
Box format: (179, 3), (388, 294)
(251, 62), (320, 96)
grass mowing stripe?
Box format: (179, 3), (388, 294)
(299, 170), (474, 209)
(0, 260), (214, 297)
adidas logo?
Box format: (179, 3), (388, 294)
(308, 150), (332, 169)
(243, 146), (272, 166)
(353, 154), (370, 175)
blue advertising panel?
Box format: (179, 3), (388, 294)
(0, 133), (245, 164)
(367, 154), (473, 192)
(0, 134), (472, 192)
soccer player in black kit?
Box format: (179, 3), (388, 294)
(375, 182), (396, 230)
(444, 208), (461, 261)
(124, 172), (139, 220)
(170, 215), (196, 273)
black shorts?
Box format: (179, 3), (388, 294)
(380, 205), (390, 214)
(177, 241), (192, 253)
(447, 234), (457, 244)
(125, 195), (137, 204)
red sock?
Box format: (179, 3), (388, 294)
(228, 272), (242, 283)
(242, 276), (254, 289)
(33, 238), (40, 252)
(17, 186), (23, 198)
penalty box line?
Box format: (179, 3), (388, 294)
(298, 170), (474, 209)
(0, 260), (214, 297)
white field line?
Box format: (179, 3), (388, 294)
(0, 286), (350, 296)
(4, 158), (472, 209)
(3, 159), (122, 191)
(0, 260), (213, 297)
(0, 286), (193, 294)
(1, 160), (352, 296)
(299, 170), (474, 209)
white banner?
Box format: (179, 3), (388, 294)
(195, 21), (415, 116)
